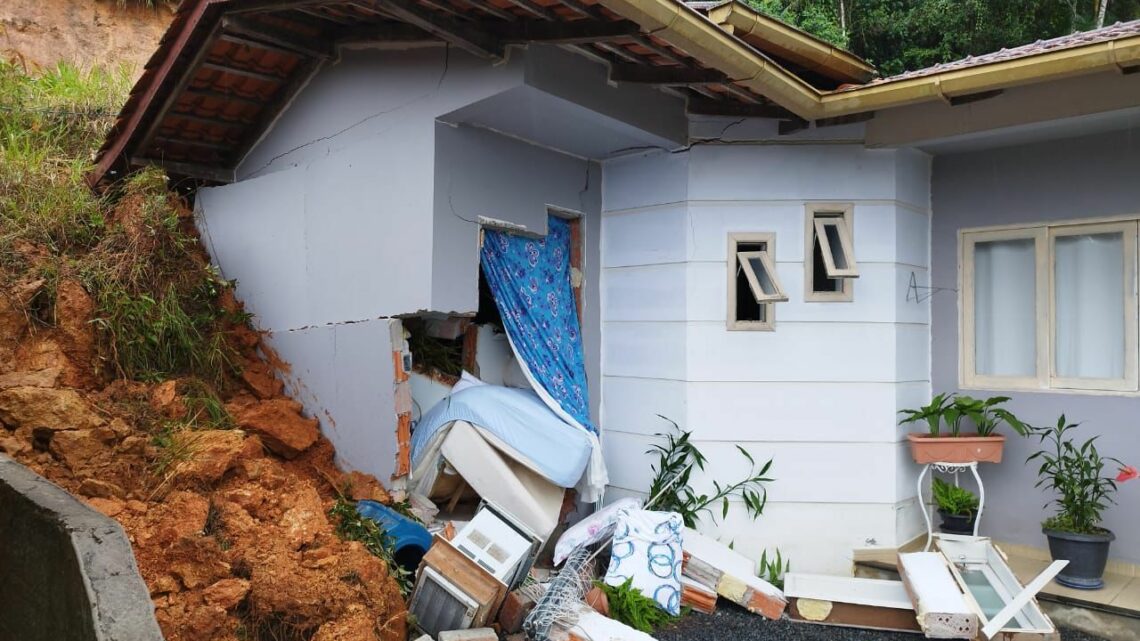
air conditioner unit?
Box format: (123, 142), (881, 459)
(409, 537), (506, 638)
(451, 502), (542, 589)
(409, 567), (479, 637)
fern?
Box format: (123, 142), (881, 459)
(595, 579), (682, 633)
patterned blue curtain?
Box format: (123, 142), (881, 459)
(481, 216), (595, 433)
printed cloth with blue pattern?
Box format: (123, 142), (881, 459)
(480, 216), (595, 433)
(603, 508), (684, 616)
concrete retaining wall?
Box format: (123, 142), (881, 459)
(0, 455), (162, 641)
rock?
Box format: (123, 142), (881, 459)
(202, 578), (250, 610)
(0, 367), (62, 389)
(126, 500), (149, 514)
(12, 338), (88, 389)
(0, 435), (27, 455)
(49, 429), (107, 471)
(240, 360), (284, 400)
(170, 430), (246, 484)
(150, 380), (185, 419)
(54, 280), (96, 370)
(86, 497), (125, 518)
(150, 491), (211, 545)
(150, 574), (182, 596)
(0, 386), (104, 430)
(278, 483), (332, 550)
(79, 477), (126, 499)
(230, 399), (319, 458)
(118, 435), (148, 455)
(346, 471), (392, 504)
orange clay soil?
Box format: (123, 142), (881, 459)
(0, 197), (406, 641)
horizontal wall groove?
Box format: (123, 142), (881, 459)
(601, 374), (932, 384)
(601, 198), (933, 216)
(603, 430), (913, 445)
(602, 260), (930, 269)
(602, 319), (931, 327)
(605, 484), (903, 506)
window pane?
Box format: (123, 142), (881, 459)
(746, 255), (776, 296)
(974, 238), (1037, 377)
(823, 223), (849, 270)
(813, 235), (841, 292)
(1054, 232), (1125, 379)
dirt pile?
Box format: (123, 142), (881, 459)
(2, 0), (172, 77)
(0, 202), (407, 641)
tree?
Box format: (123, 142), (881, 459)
(744, 0), (1140, 77)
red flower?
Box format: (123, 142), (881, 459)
(1116, 465), (1139, 483)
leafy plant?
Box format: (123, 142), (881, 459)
(329, 497), (414, 596)
(898, 392), (953, 436)
(1027, 416), (1135, 535)
(758, 548), (790, 590)
(595, 579), (681, 633)
(645, 416), (773, 528)
(950, 395), (1028, 437)
(932, 477), (979, 517)
(900, 394), (1027, 437)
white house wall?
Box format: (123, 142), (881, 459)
(600, 143), (933, 574)
(196, 44), (678, 481)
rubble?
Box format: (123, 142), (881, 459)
(0, 282), (407, 641)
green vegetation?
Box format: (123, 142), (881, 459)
(645, 416), (773, 528)
(757, 548), (790, 590)
(899, 393), (1027, 437)
(932, 477), (979, 517)
(595, 579), (683, 633)
(0, 61), (243, 387)
(743, 0), (1140, 76)
(329, 497), (415, 596)
(1028, 416), (1127, 535)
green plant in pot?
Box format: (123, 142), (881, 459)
(932, 477), (979, 535)
(900, 394), (1028, 464)
(1028, 415), (1137, 590)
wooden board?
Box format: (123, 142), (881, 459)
(898, 552), (978, 639)
(789, 598), (922, 633)
(417, 536), (506, 628)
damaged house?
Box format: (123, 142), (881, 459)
(92, 0), (1140, 580)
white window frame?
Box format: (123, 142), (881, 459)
(728, 232), (783, 331)
(959, 217), (1139, 395)
(805, 204), (857, 302)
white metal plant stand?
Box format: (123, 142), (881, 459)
(918, 461), (984, 551)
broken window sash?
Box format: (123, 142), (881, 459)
(813, 216), (859, 279)
(737, 250), (789, 303)
(936, 536), (1064, 639)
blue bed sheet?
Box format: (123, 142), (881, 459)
(410, 385), (593, 488)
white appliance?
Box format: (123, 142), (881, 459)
(451, 502), (542, 588)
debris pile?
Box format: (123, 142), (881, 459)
(0, 188), (406, 641)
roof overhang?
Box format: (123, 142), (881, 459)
(91, 0), (1140, 187)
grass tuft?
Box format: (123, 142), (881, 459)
(1, 60), (243, 387)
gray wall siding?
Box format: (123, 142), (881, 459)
(931, 128), (1140, 563)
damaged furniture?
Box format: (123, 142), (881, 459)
(409, 384), (600, 538)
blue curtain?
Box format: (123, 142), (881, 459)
(481, 216), (595, 433)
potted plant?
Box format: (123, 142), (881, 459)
(1028, 415), (1137, 589)
(932, 477), (980, 535)
(900, 394), (1028, 464)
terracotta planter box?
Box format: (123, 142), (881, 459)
(907, 433), (1006, 464)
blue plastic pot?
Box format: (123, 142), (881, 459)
(354, 500), (433, 572)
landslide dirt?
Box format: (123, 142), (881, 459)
(1, 0), (172, 76)
(0, 193), (407, 641)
